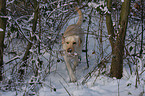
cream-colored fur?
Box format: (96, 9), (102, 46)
(62, 7), (84, 82)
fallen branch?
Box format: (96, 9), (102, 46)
(60, 81), (71, 96)
(5, 56), (20, 64)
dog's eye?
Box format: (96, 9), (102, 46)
(73, 42), (76, 45)
(66, 42), (69, 44)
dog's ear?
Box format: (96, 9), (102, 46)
(62, 36), (65, 44)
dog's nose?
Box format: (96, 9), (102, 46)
(67, 48), (72, 53)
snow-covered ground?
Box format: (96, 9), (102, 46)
(1, 53), (145, 96)
(1, 54), (144, 96)
(36, 49), (145, 96)
(1, 36), (144, 96)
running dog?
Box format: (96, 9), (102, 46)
(62, 7), (84, 82)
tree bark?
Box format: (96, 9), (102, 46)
(106, 0), (130, 79)
(19, 0), (39, 78)
(0, 0), (6, 81)
(110, 0), (130, 79)
(106, 0), (115, 49)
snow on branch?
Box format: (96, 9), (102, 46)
(88, 1), (109, 14)
(121, 0), (124, 2)
(0, 28), (4, 31)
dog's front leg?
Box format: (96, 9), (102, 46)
(73, 56), (78, 71)
(64, 55), (77, 82)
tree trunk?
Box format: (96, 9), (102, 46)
(19, 0), (39, 79)
(106, 0), (130, 79)
(106, 0), (115, 49)
(22, 0), (39, 61)
(0, 0), (6, 81)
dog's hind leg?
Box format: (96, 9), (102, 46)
(64, 56), (77, 82)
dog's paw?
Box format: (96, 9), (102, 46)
(70, 79), (77, 83)
(70, 76), (77, 82)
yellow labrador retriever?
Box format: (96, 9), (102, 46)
(62, 7), (84, 82)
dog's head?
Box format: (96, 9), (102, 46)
(62, 35), (82, 55)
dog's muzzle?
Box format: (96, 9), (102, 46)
(60, 49), (78, 57)
(67, 48), (72, 53)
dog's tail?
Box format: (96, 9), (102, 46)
(75, 7), (83, 26)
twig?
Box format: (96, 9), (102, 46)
(126, 31), (142, 46)
(42, 82), (56, 92)
(139, 0), (144, 57)
(117, 80), (120, 96)
(57, 73), (69, 87)
(59, 81), (71, 96)
(5, 56), (20, 64)
(140, 70), (145, 75)
(85, 8), (93, 68)
(15, 21), (33, 44)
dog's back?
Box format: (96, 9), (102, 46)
(64, 25), (83, 37)
(63, 7), (84, 43)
